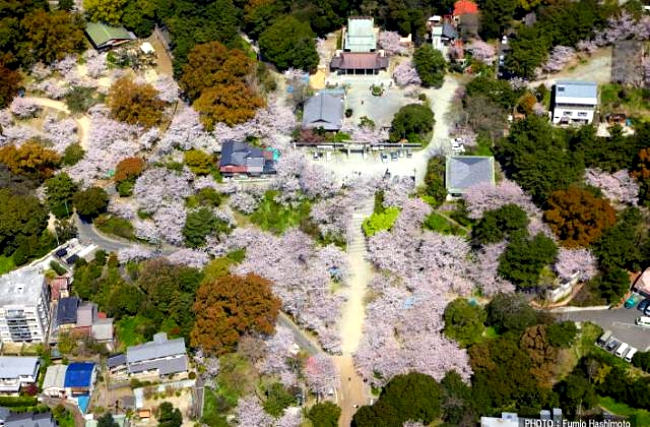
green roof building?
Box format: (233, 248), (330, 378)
(344, 17), (377, 53)
(85, 22), (134, 50)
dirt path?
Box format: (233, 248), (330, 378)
(335, 199), (375, 426)
(25, 97), (90, 150)
(532, 46), (612, 88)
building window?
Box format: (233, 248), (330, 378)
(577, 112), (588, 117)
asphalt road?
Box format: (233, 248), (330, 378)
(561, 307), (650, 351)
(277, 312), (324, 356)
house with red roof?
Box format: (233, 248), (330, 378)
(453, 0), (479, 18)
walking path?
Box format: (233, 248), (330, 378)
(25, 97), (90, 150)
(336, 198), (375, 427)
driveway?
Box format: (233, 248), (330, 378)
(561, 307), (650, 351)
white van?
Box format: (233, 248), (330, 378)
(625, 347), (638, 363)
(637, 316), (650, 327)
(616, 342), (629, 358)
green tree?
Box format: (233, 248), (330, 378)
(440, 371), (475, 426)
(157, 402), (182, 427)
(58, 0), (75, 11)
(83, 0), (128, 25)
(183, 149), (213, 176)
(259, 15), (319, 72)
(554, 371), (597, 419)
(0, 189), (48, 256)
(591, 268), (630, 304)
(413, 44), (446, 88)
(546, 321), (578, 348)
(183, 207), (231, 248)
(73, 187), (109, 220)
(307, 402), (341, 427)
(62, 143), (85, 166)
(473, 204), (529, 245)
(444, 298), (486, 347)
(21, 10), (86, 64)
(362, 207), (400, 237)
(97, 413), (119, 427)
(423, 155), (447, 206)
(45, 172), (78, 219)
(389, 103), (434, 143)
(479, 0), (517, 40)
(504, 26), (551, 79)
(594, 207), (647, 272)
(262, 382), (295, 417)
(498, 232), (558, 290)
(486, 293), (540, 334)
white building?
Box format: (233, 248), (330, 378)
(0, 268), (50, 343)
(42, 364), (68, 398)
(0, 357), (40, 395)
(552, 80), (598, 125)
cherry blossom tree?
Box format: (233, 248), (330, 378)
(10, 98), (41, 119)
(382, 176), (414, 208)
(542, 46), (576, 73)
(584, 168), (638, 207)
(31, 63), (52, 80)
(259, 325), (299, 387)
(134, 167), (194, 214)
(468, 242), (515, 296)
(153, 202), (187, 245)
(230, 192), (260, 214)
(272, 151), (338, 202)
(378, 31), (407, 55)
(576, 39), (597, 54)
(43, 116), (78, 153)
(117, 246), (154, 263)
(555, 247), (598, 282)
(452, 125), (477, 148)
(310, 196), (352, 241)
(83, 50), (108, 78)
(192, 347), (220, 388)
(393, 61), (422, 87)
(108, 199), (137, 220)
(340, 122), (388, 144)
(159, 106), (218, 153)
(235, 396), (274, 427)
(35, 79), (71, 100)
(153, 75), (180, 103)
(275, 408), (302, 427)
(316, 38), (329, 66)
(463, 179), (537, 219)
(304, 355), (339, 396)
(133, 219), (161, 243)
(466, 40), (496, 65)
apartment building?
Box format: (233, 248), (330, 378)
(0, 268), (50, 343)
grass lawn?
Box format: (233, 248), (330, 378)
(116, 315), (153, 349)
(250, 190), (311, 235)
(424, 212), (468, 236)
(201, 388), (228, 427)
(94, 214), (136, 240)
(600, 83), (650, 117)
(0, 255), (15, 274)
(600, 396), (650, 425)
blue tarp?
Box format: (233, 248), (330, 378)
(64, 362), (95, 388)
(77, 395), (90, 414)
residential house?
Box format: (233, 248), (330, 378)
(344, 17), (377, 52)
(452, 0), (479, 39)
(85, 22), (135, 51)
(219, 141), (277, 177)
(125, 333), (188, 379)
(64, 362), (96, 413)
(552, 80), (598, 125)
(302, 93), (344, 131)
(0, 357), (39, 395)
(429, 16), (459, 57)
(56, 297), (79, 332)
(445, 156), (495, 197)
(76, 302), (114, 344)
(106, 354), (128, 378)
(0, 268), (50, 343)
(42, 365), (68, 398)
(4, 412), (57, 427)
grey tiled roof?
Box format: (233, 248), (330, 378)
(555, 80), (598, 99)
(302, 93), (344, 131)
(219, 141), (264, 168)
(446, 156), (495, 193)
(128, 355), (188, 376)
(0, 357), (39, 379)
(126, 333), (186, 364)
(107, 354), (127, 368)
(5, 412), (56, 427)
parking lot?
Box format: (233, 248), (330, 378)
(561, 307), (650, 351)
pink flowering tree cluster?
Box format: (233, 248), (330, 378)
(378, 31), (407, 55)
(462, 179), (537, 219)
(159, 106), (217, 153)
(108, 199), (137, 220)
(153, 75), (180, 103)
(340, 122), (389, 144)
(381, 176), (415, 208)
(66, 108), (144, 184)
(584, 168), (639, 207)
(230, 192), (261, 214)
(275, 408), (303, 427)
(452, 125), (478, 148)
(222, 228), (348, 352)
(35, 79), (71, 100)
(310, 196), (352, 241)
(235, 396), (274, 427)
(258, 325), (299, 387)
(10, 98), (42, 119)
(83, 50), (108, 78)
(393, 61), (422, 87)
(117, 246), (155, 263)
(468, 242), (515, 296)
(272, 151), (339, 202)
(542, 46), (576, 73)
(43, 116), (78, 153)
(316, 38), (329, 66)
(192, 347), (220, 388)
(555, 247), (598, 282)
(466, 40), (496, 65)
(30, 63), (52, 80)
(576, 39), (598, 54)
(303, 354), (339, 396)
(355, 199), (474, 386)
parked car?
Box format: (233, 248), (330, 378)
(597, 330), (612, 347)
(313, 151), (320, 160)
(605, 339), (620, 352)
(625, 347), (638, 362)
(625, 294), (641, 308)
(381, 153), (389, 163)
(390, 152), (398, 162)
(616, 342), (629, 358)
(638, 298), (650, 312)
(644, 305), (650, 316)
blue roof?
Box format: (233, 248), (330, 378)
(57, 297), (79, 325)
(555, 80), (598, 99)
(64, 362), (95, 388)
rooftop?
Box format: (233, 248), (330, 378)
(64, 362), (95, 388)
(446, 156), (495, 194)
(345, 17), (376, 52)
(0, 357), (39, 379)
(330, 52), (389, 70)
(56, 297), (79, 325)
(5, 412), (56, 427)
(454, 0), (479, 16)
(302, 93), (344, 131)
(0, 268), (45, 306)
(85, 22), (133, 48)
(555, 80), (598, 100)
(127, 333), (186, 364)
(42, 365), (68, 390)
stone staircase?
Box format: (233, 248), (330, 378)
(347, 199), (374, 255)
